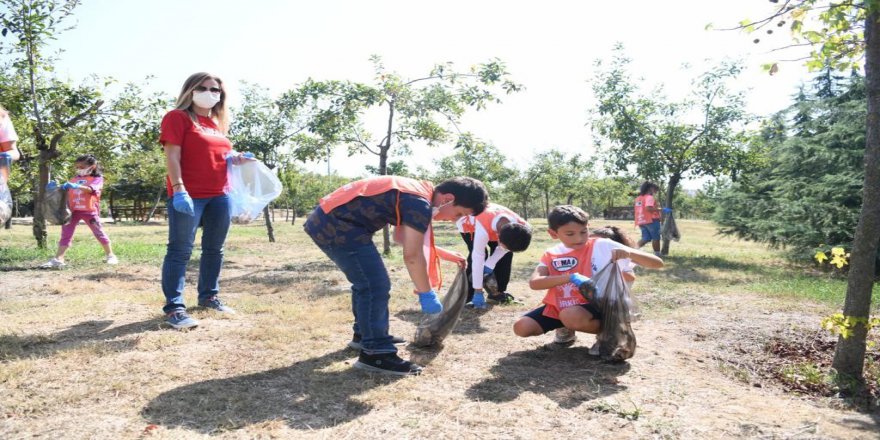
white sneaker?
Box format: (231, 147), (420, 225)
(553, 327), (577, 346)
(105, 255), (118, 265)
(38, 257), (66, 269)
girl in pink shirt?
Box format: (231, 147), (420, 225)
(40, 155), (117, 269)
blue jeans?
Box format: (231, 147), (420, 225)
(314, 241), (395, 354)
(640, 220), (662, 242)
(161, 194), (231, 313)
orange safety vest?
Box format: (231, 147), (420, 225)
(539, 238), (596, 319)
(319, 176), (443, 290)
(633, 194), (659, 226)
(66, 175), (101, 212)
(471, 203), (526, 242)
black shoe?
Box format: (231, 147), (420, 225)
(354, 352), (423, 376)
(347, 333), (406, 350)
(487, 292), (523, 305)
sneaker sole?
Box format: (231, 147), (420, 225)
(165, 321), (199, 329)
(347, 338), (406, 351)
(353, 360), (421, 376)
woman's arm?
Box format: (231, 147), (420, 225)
(163, 144), (185, 193)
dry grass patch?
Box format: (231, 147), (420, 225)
(0, 219), (878, 439)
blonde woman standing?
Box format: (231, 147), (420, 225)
(159, 72), (253, 329)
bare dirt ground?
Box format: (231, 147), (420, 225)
(1, 220), (877, 439)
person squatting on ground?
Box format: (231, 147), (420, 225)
(513, 205), (663, 350)
(634, 181), (663, 256)
(0, 105), (20, 184)
(304, 176), (488, 376)
(456, 203), (532, 308)
(39, 155), (117, 269)
(159, 72), (255, 329)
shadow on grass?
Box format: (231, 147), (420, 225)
(657, 254), (774, 283)
(466, 346), (630, 409)
(0, 319), (161, 360)
(142, 348), (403, 432)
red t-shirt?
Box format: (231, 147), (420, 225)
(159, 109), (232, 198)
(634, 194), (660, 226)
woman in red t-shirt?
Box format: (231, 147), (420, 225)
(159, 72), (253, 329)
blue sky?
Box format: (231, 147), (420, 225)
(48, 0), (814, 186)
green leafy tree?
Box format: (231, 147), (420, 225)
(433, 133), (513, 193)
(280, 55), (522, 253)
(737, 0), (880, 395)
(591, 45), (751, 254)
(0, 0), (104, 248)
(715, 73), (864, 255)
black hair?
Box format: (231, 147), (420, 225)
(639, 181), (659, 196)
(434, 177), (489, 215)
(591, 225), (636, 248)
(498, 222), (532, 252)
(547, 205), (589, 231)
(75, 154), (102, 177)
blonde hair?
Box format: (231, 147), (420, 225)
(173, 72), (229, 134)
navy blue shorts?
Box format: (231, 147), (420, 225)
(523, 303), (603, 333)
(640, 220), (661, 242)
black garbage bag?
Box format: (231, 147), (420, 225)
(412, 268), (468, 347)
(661, 211), (680, 242)
(42, 182), (71, 225)
(585, 261), (637, 362)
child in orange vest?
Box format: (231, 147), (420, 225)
(513, 206), (662, 347)
(305, 175), (488, 376)
(457, 203), (532, 308)
(39, 155), (117, 269)
(634, 181), (662, 256)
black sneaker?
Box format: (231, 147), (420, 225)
(347, 333), (406, 350)
(487, 292), (523, 305)
(354, 352), (423, 376)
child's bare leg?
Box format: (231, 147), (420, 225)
(55, 245), (69, 261)
(513, 316), (545, 337)
(559, 306), (601, 334)
(101, 242), (114, 257)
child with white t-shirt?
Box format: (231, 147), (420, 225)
(512, 205), (663, 347)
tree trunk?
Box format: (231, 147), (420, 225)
(32, 152), (51, 248)
(831, 11), (880, 396)
(661, 174), (680, 255)
(381, 102), (394, 255)
(144, 186), (165, 223)
(263, 204), (276, 243)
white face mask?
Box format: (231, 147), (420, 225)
(75, 167), (92, 176)
(432, 200), (453, 219)
(192, 90), (221, 109)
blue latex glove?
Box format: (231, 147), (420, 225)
(471, 291), (487, 309)
(417, 290), (443, 314)
(662, 207), (673, 214)
(172, 191), (194, 216)
(482, 266), (493, 277)
(61, 182), (81, 190)
(242, 152), (255, 160)
(0, 152), (11, 167)
(570, 273), (598, 301)
(569, 273), (592, 287)
(46, 181), (58, 191)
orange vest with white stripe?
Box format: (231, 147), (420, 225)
(539, 239), (596, 319)
(472, 203), (525, 242)
(318, 176), (443, 290)
(66, 175), (101, 212)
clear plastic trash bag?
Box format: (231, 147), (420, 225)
(412, 268), (468, 347)
(588, 261), (637, 362)
(0, 183), (11, 224)
(227, 159), (283, 224)
(41, 181), (71, 225)
(661, 211), (680, 242)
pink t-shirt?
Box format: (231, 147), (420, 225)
(0, 114), (18, 148)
